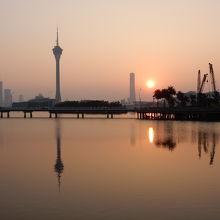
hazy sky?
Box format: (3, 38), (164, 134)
(1, 0), (220, 101)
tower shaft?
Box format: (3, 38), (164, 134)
(55, 58), (61, 103)
(53, 29), (63, 104)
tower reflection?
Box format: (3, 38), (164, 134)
(54, 119), (64, 192)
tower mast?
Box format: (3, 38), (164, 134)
(197, 70), (201, 93)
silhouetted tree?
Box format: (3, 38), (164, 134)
(176, 91), (189, 107)
(55, 100), (122, 108)
(197, 93), (208, 107)
(212, 91), (220, 106)
(163, 86), (176, 107)
(190, 94), (197, 107)
(153, 89), (162, 107)
(167, 86), (176, 96)
(153, 86), (176, 108)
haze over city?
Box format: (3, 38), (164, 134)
(1, 0), (220, 101)
(3, 1), (220, 220)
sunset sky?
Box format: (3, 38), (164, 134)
(1, 0), (220, 101)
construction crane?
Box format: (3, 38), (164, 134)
(198, 73), (208, 93)
(197, 70), (201, 93)
(209, 63), (217, 92)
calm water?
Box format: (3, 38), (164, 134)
(0, 114), (220, 219)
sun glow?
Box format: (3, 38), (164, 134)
(148, 127), (154, 143)
(146, 80), (155, 88)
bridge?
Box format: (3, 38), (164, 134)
(0, 107), (129, 118)
(1, 107), (220, 121)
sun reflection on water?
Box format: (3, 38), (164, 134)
(148, 127), (154, 143)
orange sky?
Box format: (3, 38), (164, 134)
(1, 0), (220, 101)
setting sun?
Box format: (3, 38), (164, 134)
(146, 80), (155, 88)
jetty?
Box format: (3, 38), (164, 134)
(137, 107), (220, 121)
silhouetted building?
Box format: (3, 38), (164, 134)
(53, 29), (63, 104)
(12, 94), (54, 109)
(0, 81), (3, 107)
(129, 72), (136, 103)
(4, 89), (12, 107)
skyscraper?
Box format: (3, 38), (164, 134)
(53, 29), (63, 104)
(0, 81), (3, 107)
(4, 89), (12, 107)
(129, 72), (136, 103)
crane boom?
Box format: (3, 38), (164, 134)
(209, 63), (217, 92)
(199, 73), (208, 93)
(197, 70), (201, 93)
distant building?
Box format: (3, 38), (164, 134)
(121, 99), (126, 105)
(4, 89), (12, 107)
(12, 93), (54, 109)
(129, 72), (136, 103)
(34, 93), (44, 100)
(19, 95), (24, 102)
(0, 81), (3, 107)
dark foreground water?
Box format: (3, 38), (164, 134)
(0, 115), (220, 219)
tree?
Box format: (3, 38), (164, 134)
(197, 93), (208, 107)
(167, 86), (176, 96)
(162, 86), (176, 108)
(190, 94), (196, 107)
(212, 91), (220, 106)
(176, 91), (189, 107)
(153, 89), (162, 107)
(153, 89), (162, 100)
(153, 86), (176, 108)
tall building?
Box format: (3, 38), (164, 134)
(0, 81), (3, 107)
(4, 89), (12, 107)
(53, 29), (63, 104)
(129, 72), (136, 103)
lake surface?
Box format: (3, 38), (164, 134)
(0, 114), (220, 219)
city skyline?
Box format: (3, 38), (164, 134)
(1, 1), (220, 219)
(1, 0), (220, 101)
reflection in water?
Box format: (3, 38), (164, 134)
(150, 122), (218, 165)
(54, 119), (64, 192)
(155, 138), (176, 151)
(154, 122), (176, 151)
(148, 127), (154, 143)
(197, 129), (217, 165)
(2, 119), (220, 219)
(130, 123), (136, 146)
(210, 133), (216, 165)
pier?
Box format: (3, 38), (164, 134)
(137, 107), (220, 121)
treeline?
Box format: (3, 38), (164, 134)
(55, 100), (122, 108)
(153, 86), (220, 107)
